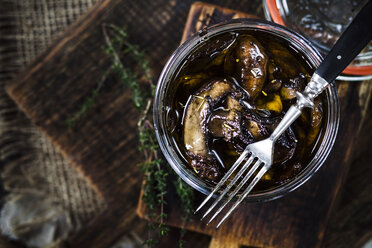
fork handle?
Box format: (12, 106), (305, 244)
(270, 73), (328, 141)
(314, 0), (372, 83)
(270, 104), (302, 141)
(270, 73), (327, 141)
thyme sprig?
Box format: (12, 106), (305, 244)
(65, 69), (111, 128)
(101, 24), (171, 245)
(102, 23), (153, 112)
(67, 23), (195, 247)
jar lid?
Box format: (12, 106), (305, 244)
(263, 0), (372, 81)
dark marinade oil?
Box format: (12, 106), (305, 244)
(167, 30), (325, 192)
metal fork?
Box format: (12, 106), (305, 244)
(195, 0), (372, 228)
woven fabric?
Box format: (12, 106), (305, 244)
(0, 0), (105, 239)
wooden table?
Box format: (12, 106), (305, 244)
(3, 1), (372, 247)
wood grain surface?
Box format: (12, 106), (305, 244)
(4, 1), (372, 247)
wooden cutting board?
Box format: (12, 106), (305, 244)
(5, 1), (371, 248)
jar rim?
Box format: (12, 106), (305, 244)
(154, 19), (340, 202)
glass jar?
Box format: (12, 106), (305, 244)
(263, 0), (372, 81)
(153, 19), (339, 202)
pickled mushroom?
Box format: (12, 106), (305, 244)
(208, 109), (241, 141)
(306, 99), (323, 145)
(280, 75), (307, 101)
(244, 118), (261, 139)
(224, 35), (268, 99)
(226, 95), (243, 111)
(183, 79), (232, 180)
(280, 86), (297, 101)
(264, 60), (282, 93)
(264, 41), (307, 80)
(273, 126), (297, 164)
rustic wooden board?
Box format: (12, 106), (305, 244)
(5, 1), (146, 247)
(4, 1), (371, 248)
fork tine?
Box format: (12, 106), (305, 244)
(206, 158), (262, 225)
(215, 163), (270, 229)
(200, 155), (255, 220)
(195, 150), (250, 213)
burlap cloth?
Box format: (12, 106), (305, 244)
(0, 0), (105, 244)
(0, 0), (371, 247)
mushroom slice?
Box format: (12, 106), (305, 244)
(264, 40), (308, 81)
(208, 109), (241, 141)
(246, 119), (261, 139)
(224, 35), (268, 99)
(208, 109), (230, 138)
(307, 99), (323, 145)
(241, 111), (269, 141)
(264, 60), (282, 93)
(226, 95), (243, 111)
(280, 74), (307, 101)
(280, 86), (297, 101)
(183, 79), (232, 157)
(208, 93), (244, 140)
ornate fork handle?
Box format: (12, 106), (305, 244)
(302, 73), (329, 101)
(270, 73), (329, 142)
